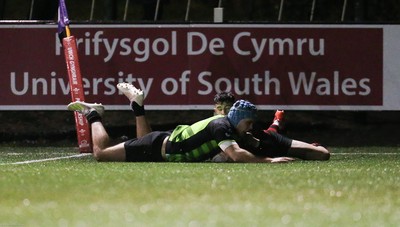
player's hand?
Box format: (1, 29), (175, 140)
(268, 157), (295, 163)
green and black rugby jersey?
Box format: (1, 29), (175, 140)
(165, 115), (237, 162)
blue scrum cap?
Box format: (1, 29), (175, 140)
(227, 100), (257, 127)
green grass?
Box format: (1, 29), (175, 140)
(1, 147), (399, 226)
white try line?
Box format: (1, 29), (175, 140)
(1, 153), (92, 165)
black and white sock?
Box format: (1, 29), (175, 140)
(86, 110), (102, 124)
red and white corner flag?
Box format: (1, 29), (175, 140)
(58, 0), (92, 153)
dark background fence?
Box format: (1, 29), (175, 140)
(1, 0), (399, 147)
(2, 0), (400, 23)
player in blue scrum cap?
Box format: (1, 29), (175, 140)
(68, 96), (297, 163)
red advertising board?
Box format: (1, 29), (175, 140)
(0, 24), (387, 110)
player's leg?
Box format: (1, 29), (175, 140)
(134, 115), (152, 138)
(67, 101), (126, 162)
(117, 82), (152, 137)
(287, 140), (330, 161)
(258, 129), (330, 161)
(90, 121), (126, 161)
(262, 110), (329, 160)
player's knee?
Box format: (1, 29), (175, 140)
(92, 147), (106, 162)
(317, 147), (330, 160)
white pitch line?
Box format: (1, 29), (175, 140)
(332, 153), (399, 155)
(1, 153), (398, 166)
(2, 153), (92, 165)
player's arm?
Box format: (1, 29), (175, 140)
(221, 142), (294, 163)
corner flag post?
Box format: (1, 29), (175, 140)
(58, 0), (92, 153)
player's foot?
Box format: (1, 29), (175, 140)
(270, 110), (285, 132)
(274, 110), (285, 123)
(117, 82), (145, 106)
(67, 101), (105, 116)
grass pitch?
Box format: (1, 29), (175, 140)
(0, 147), (399, 227)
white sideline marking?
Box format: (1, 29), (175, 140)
(332, 153), (399, 155)
(3, 153), (92, 165)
